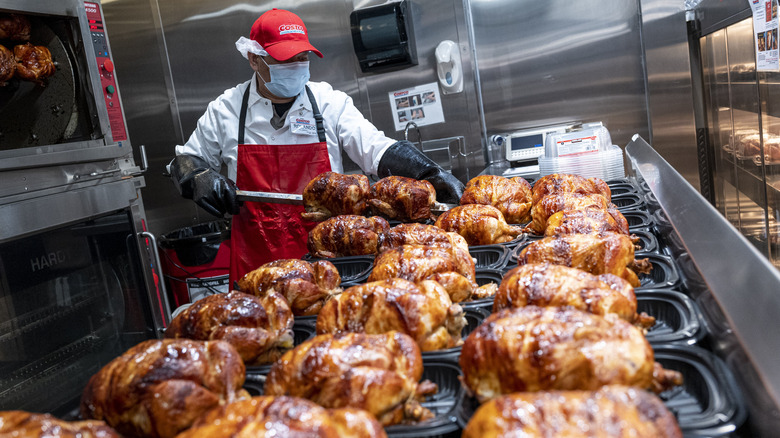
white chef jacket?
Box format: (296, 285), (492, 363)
(174, 76), (396, 182)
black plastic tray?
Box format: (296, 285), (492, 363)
(245, 322), (316, 376)
(456, 345), (746, 437)
(654, 344), (747, 436)
(608, 181), (640, 196)
(606, 177), (636, 188)
(460, 269), (504, 311)
(638, 289), (707, 345)
(636, 252), (681, 290)
(611, 192), (646, 212)
(246, 361), (464, 438)
(468, 245), (510, 270)
(631, 228), (660, 253)
(302, 254), (374, 284)
(624, 210), (655, 230)
(422, 307), (490, 362)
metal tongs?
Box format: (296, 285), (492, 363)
(236, 190), (455, 213)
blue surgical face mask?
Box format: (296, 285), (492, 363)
(258, 57), (310, 98)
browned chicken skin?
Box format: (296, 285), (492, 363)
(434, 204), (523, 245)
(460, 175), (533, 224)
(368, 175), (436, 222)
(164, 290), (294, 366)
(544, 206), (630, 236)
(80, 339), (249, 438)
(307, 215), (390, 258)
(0, 14), (31, 41)
(0, 411), (119, 438)
(264, 331), (437, 426)
(495, 263), (655, 327)
(316, 278), (466, 351)
(301, 172), (371, 221)
(176, 396), (387, 438)
(517, 232), (652, 287)
(459, 306), (682, 401)
(462, 386), (682, 438)
(14, 43), (54, 84)
(368, 244), (479, 302)
(526, 192), (613, 235)
(531, 173), (611, 204)
(237, 259), (342, 316)
(379, 223), (473, 272)
(0, 44), (15, 84)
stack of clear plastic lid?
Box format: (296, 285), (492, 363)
(539, 124), (625, 179)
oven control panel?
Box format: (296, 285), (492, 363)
(84, 1), (128, 143)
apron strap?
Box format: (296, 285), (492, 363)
(238, 83), (251, 145)
(238, 83), (326, 144)
(305, 85), (327, 143)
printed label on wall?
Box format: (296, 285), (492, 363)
(389, 82), (445, 131)
(750, 0), (780, 71)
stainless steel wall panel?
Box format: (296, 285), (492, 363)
(641, 0), (700, 189)
(470, 0), (649, 149)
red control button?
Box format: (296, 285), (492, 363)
(102, 59), (114, 73)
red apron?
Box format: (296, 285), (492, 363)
(229, 85), (331, 285)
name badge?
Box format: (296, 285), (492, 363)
(290, 116), (317, 136)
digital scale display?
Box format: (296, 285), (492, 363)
(511, 133), (544, 150)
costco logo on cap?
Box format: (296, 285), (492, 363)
(279, 24), (305, 36)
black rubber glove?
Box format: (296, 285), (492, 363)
(377, 140), (465, 204)
(170, 154), (240, 217)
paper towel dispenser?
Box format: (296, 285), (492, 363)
(350, 1), (417, 73)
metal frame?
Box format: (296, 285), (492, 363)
(627, 135), (780, 426)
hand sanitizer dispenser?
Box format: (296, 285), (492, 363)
(436, 40), (463, 94)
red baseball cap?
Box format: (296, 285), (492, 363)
(250, 9), (323, 61)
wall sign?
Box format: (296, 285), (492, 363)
(750, 0), (780, 71)
(388, 82), (445, 131)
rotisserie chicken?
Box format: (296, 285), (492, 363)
(0, 44), (14, 84)
(434, 204), (524, 245)
(459, 175), (533, 224)
(14, 43), (55, 84)
(462, 386), (682, 438)
(264, 331), (437, 426)
(379, 222), (474, 277)
(517, 232), (651, 287)
(531, 173), (611, 204)
(316, 278), (466, 351)
(237, 259), (342, 316)
(301, 172), (371, 221)
(307, 215), (390, 258)
(81, 339), (249, 438)
(525, 192), (613, 235)
(495, 263), (655, 327)
(459, 306), (683, 401)
(164, 290), (294, 366)
(0, 411), (120, 438)
(175, 396), (387, 438)
(368, 244), (485, 302)
(368, 175), (436, 222)
(543, 206), (630, 236)
(0, 14), (30, 41)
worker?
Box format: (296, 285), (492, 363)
(168, 8), (464, 284)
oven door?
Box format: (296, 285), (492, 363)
(0, 177), (168, 414)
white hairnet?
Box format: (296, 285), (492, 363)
(235, 36), (268, 59)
